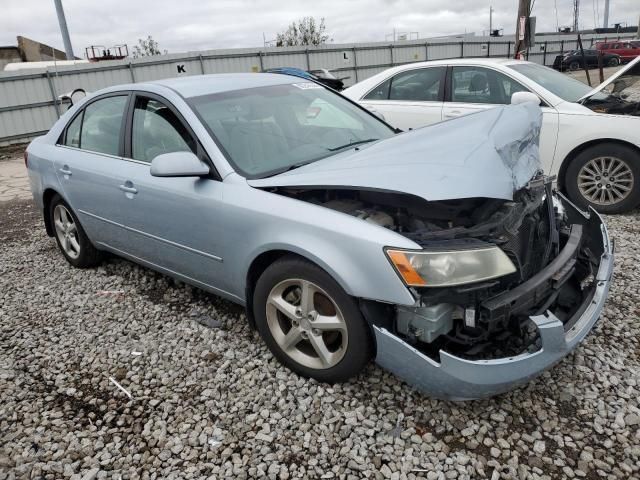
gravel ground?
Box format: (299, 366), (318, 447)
(0, 144), (28, 163)
(1, 198), (639, 480)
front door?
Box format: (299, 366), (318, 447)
(359, 66), (446, 130)
(109, 93), (230, 294)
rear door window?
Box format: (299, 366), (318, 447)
(363, 78), (391, 100)
(79, 96), (128, 156)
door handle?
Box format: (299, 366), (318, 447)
(119, 184), (138, 194)
(59, 166), (72, 176)
(444, 110), (463, 118)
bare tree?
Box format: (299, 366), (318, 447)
(132, 35), (167, 58)
(276, 17), (331, 47)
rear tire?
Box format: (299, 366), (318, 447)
(607, 57), (620, 67)
(49, 194), (102, 268)
(564, 143), (640, 214)
(569, 60), (580, 71)
(253, 256), (373, 383)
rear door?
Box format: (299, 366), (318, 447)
(585, 50), (599, 67)
(54, 93), (132, 249)
(609, 43), (623, 61)
(358, 66), (446, 130)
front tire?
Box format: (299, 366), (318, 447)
(607, 57), (620, 67)
(253, 256), (373, 383)
(569, 60), (580, 71)
(49, 194), (102, 268)
(565, 143), (640, 214)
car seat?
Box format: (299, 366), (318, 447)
(227, 103), (290, 174)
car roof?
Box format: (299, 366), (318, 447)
(392, 58), (524, 67)
(150, 72), (304, 98)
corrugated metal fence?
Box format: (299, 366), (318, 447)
(0, 32), (635, 145)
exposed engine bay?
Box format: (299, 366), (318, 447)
(270, 177), (601, 362)
(582, 59), (640, 116)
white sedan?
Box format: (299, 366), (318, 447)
(343, 57), (640, 213)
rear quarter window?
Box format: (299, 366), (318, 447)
(363, 78), (391, 100)
(63, 112), (83, 148)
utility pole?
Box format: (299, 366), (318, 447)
(489, 6), (494, 35)
(53, 0), (74, 60)
(514, 0), (531, 59)
(603, 0), (610, 28)
(573, 0), (580, 32)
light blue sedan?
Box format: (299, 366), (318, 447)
(25, 73), (613, 400)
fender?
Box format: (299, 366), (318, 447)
(243, 237), (416, 308)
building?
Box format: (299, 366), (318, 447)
(0, 36), (72, 70)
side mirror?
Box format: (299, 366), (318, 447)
(511, 91), (541, 105)
(150, 152), (210, 177)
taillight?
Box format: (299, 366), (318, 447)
(24, 150), (28, 168)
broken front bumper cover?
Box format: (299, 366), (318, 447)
(374, 199), (614, 401)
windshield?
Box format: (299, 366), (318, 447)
(508, 63), (599, 102)
(188, 83), (395, 178)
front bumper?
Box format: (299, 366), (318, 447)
(373, 198), (614, 401)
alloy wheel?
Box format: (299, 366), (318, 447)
(53, 204), (81, 259)
(266, 279), (348, 370)
(577, 156), (634, 206)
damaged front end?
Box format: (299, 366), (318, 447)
(266, 175), (613, 399)
(252, 102), (613, 399)
(369, 180), (614, 400)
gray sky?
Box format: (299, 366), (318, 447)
(2, 0), (639, 54)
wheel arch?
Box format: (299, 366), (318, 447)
(245, 249), (289, 328)
(244, 249), (346, 329)
(42, 187), (63, 237)
(557, 138), (640, 192)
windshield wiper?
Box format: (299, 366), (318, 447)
(259, 138), (380, 178)
(327, 138), (379, 151)
(260, 160), (316, 178)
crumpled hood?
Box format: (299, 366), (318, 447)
(249, 102), (543, 201)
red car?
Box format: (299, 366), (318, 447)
(596, 40), (640, 63)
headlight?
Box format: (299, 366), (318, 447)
(386, 247), (516, 287)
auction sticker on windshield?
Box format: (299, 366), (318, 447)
(292, 83), (323, 89)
